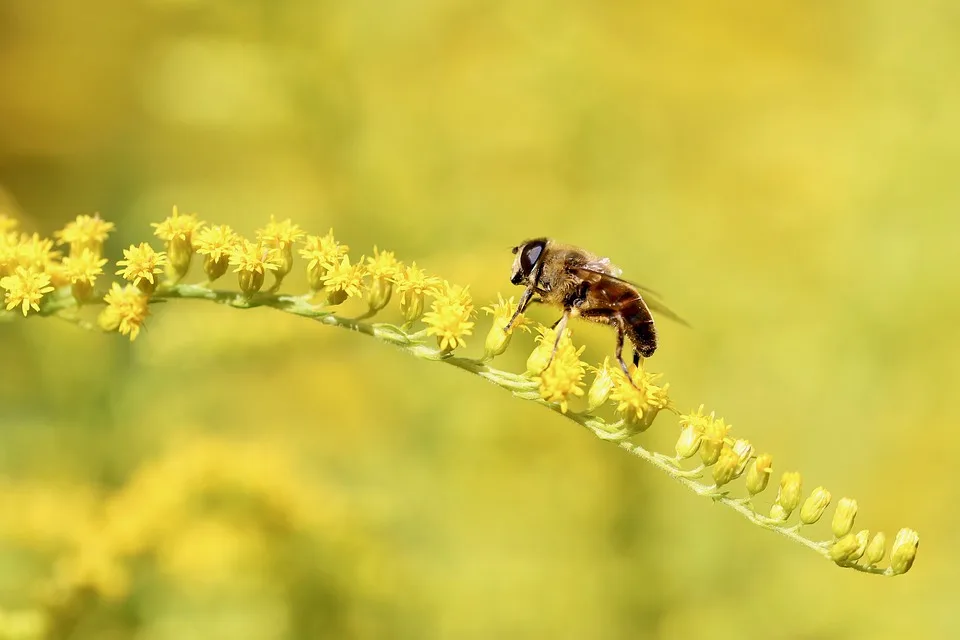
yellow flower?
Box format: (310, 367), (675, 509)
(228, 238), (281, 296)
(322, 255), (367, 304)
(195, 224), (240, 282)
(0, 266), (55, 316)
(152, 206), (205, 278)
(535, 329), (586, 413)
(481, 294), (530, 358)
(393, 262), (442, 322)
(16, 233), (60, 271)
(422, 281), (474, 351)
(99, 282), (150, 340)
(299, 230), (349, 291)
(62, 248), (108, 303)
(609, 367), (671, 431)
(54, 213), (115, 257)
(366, 247), (401, 312)
(116, 242), (168, 294)
(699, 414), (730, 466)
(257, 215), (305, 250)
(257, 216), (304, 281)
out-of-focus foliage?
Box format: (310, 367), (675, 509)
(0, 1), (955, 638)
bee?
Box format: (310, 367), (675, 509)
(505, 238), (686, 379)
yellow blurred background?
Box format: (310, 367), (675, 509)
(1, 0), (956, 638)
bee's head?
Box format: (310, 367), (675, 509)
(510, 238), (547, 286)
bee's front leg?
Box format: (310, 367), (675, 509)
(505, 286), (537, 332)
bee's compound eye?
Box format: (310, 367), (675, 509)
(519, 241), (544, 274)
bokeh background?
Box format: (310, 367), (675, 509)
(1, 1), (957, 638)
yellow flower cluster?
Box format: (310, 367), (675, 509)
(530, 326), (586, 413)
(0, 212), (115, 316)
(422, 282), (475, 351)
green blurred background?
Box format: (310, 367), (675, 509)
(1, 0), (956, 638)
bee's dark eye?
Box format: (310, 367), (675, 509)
(519, 240), (545, 275)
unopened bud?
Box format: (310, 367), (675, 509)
(401, 291), (425, 323)
(71, 280), (95, 304)
(203, 254), (229, 282)
(731, 439), (753, 478)
(831, 498), (858, 538)
(745, 453), (773, 495)
(367, 278), (393, 313)
(307, 261), (329, 292)
(275, 245), (294, 280)
(675, 424), (702, 459)
(769, 503), (789, 522)
(326, 288), (348, 305)
(238, 269), (264, 297)
(587, 360), (616, 411)
(830, 533), (861, 565)
(799, 486), (832, 525)
(166, 236), (193, 280)
(712, 445), (739, 487)
(864, 532), (886, 566)
(850, 529), (869, 562)
(775, 472), (803, 516)
(890, 528), (919, 575)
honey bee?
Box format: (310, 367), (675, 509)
(505, 238), (686, 378)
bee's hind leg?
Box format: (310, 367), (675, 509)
(632, 349), (642, 368)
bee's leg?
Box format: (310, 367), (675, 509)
(613, 320), (632, 379)
(505, 285), (536, 332)
(542, 308), (571, 371)
(632, 349), (641, 368)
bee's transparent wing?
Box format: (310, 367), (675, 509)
(576, 266), (689, 327)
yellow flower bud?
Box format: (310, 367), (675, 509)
(484, 318), (512, 359)
(864, 532), (886, 566)
(367, 277), (393, 313)
(587, 361), (616, 411)
(799, 486), (832, 525)
(745, 453), (773, 495)
(890, 528), (919, 575)
(71, 279), (95, 304)
(401, 291), (425, 323)
(831, 498), (858, 538)
(850, 529), (869, 562)
(731, 439), (753, 478)
(165, 235), (193, 280)
(712, 445), (739, 487)
(775, 472), (802, 516)
(769, 503), (788, 522)
(274, 244), (294, 280)
(699, 417), (728, 466)
(830, 533), (861, 565)
(238, 269), (265, 297)
(675, 424), (702, 459)
(327, 288), (348, 305)
(203, 254), (229, 282)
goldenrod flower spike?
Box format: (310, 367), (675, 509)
(10, 214), (920, 578)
